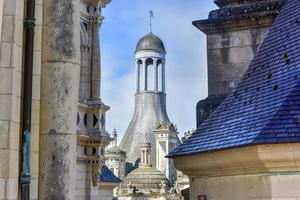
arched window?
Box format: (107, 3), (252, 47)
(145, 58), (153, 91)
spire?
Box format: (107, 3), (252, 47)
(149, 10), (153, 33)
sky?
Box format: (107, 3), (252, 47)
(100, 0), (217, 142)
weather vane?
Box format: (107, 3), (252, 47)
(149, 10), (153, 33)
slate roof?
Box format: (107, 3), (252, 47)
(100, 165), (122, 183)
(168, 0), (300, 158)
(135, 33), (166, 53)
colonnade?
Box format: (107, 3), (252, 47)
(135, 57), (165, 93)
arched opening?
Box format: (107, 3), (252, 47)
(136, 59), (142, 92)
(157, 59), (163, 92)
(145, 58), (154, 91)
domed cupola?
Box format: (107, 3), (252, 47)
(119, 11), (170, 169)
(120, 143), (170, 194)
(135, 33), (166, 54)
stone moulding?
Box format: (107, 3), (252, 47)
(80, 12), (105, 24)
(193, 0), (285, 34)
(193, 15), (276, 34)
(84, 0), (111, 7)
(77, 134), (112, 147)
(173, 143), (300, 178)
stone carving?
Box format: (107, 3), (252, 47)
(156, 121), (177, 132)
(160, 181), (167, 194)
(92, 164), (100, 186)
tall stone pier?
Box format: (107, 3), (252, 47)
(39, 0), (81, 199)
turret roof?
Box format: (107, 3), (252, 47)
(135, 33), (166, 53)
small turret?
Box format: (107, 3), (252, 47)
(154, 122), (179, 185)
(119, 11), (171, 168)
(140, 143), (152, 167)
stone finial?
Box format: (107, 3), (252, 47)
(112, 128), (118, 147)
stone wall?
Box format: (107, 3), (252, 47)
(206, 27), (270, 96)
(173, 143), (300, 200)
(75, 163), (116, 200)
(75, 163), (94, 199)
(190, 173), (300, 200)
(118, 195), (183, 200)
(0, 0), (3, 40)
(0, 0), (42, 199)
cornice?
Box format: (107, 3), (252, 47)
(173, 143), (300, 178)
(193, 15), (276, 34)
(83, 0), (111, 7)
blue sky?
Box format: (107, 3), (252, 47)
(100, 0), (217, 141)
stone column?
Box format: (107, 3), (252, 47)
(39, 0), (80, 199)
(135, 60), (140, 93)
(0, 0), (3, 40)
(143, 59), (147, 91)
(91, 20), (102, 99)
(153, 58), (158, 91)
(162, 61), (166, 93)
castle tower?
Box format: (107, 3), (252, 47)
(75, 0), (115, 198)
(154, 122), (179, 185)
(105, 129), (127, 180)
(119, 29), (170, 167)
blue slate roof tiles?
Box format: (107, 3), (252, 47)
(168, 0), (300, 158)
(100, 165), (122, 183)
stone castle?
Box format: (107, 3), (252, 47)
(119, 31), (180, 173)
(0, 0), (121, 199)
(0, 0), (299, 199)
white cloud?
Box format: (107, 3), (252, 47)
(101, 1), (216, 141)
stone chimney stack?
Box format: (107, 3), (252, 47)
(194, 0), (285, 128)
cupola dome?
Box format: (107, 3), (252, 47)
(135, 33), (166, 53)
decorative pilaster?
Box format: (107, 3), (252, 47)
(91, 20), (102, 99)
